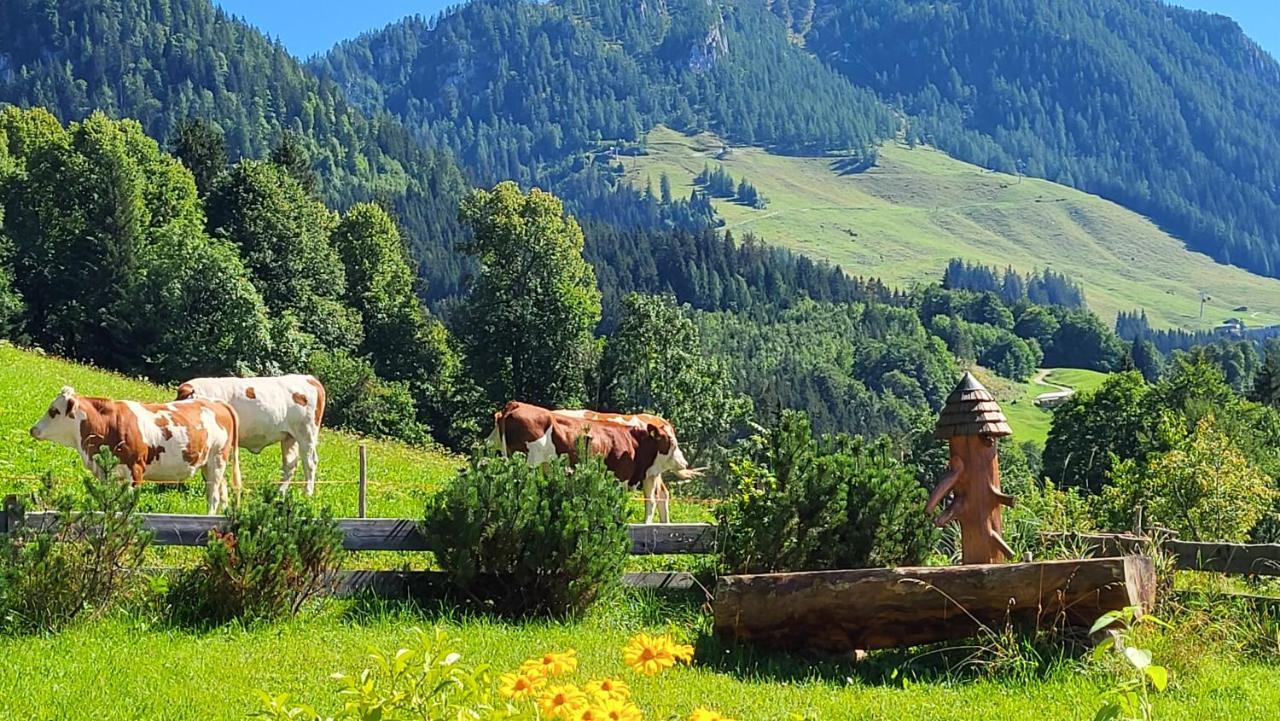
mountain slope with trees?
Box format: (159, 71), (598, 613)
(313, 0), (894, 187)
(798, 0), (1280, 280)
(0, 0), (473, 299)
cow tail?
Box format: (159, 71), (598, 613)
(228, 403), (242, 505)
(312, 377), (327, 429)
(498, 410), (508, 457)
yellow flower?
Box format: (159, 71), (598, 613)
(540, 684), (589, 719)
(498, 672), (545, 702)
(688, 709), (735, 721)
(585, 677), (631, 703)
(669, 641), (695, 664)
(523, 649), (579, 678)
(596, 698), (644, 721)
(576, 707), (607, 721)
(623, 633), (676, 676)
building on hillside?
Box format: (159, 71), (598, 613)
(1215, 317), (1245, 336)
(1033, 389), (1074, 409)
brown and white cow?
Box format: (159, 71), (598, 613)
(29, 386), (241, 515)
(487, 402), (694, 523)
(551, 410), (684, 513)
(176, 375), (325, 495)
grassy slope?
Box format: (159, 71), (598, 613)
(0, 344), (456, 518)
(625, 127), (1280, 331)
(976, 367), (1110, 446)
(0, 344), (713, 525)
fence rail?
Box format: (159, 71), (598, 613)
(0, 497), (718, 555)
(1048, 532), (1280, 576)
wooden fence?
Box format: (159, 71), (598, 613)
(1048, 532), (1280, 577)
(0, 495), (718, 595)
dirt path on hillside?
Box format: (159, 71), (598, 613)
(1033, 369), (1073, 393)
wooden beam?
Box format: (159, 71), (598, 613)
(713, 556), (1155, 652)
(20, 512), (717, 555)
(1049, 532), (1280, 576)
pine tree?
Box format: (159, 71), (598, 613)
(1250, 339), (1280, 408)
(169, 118), (226, 198)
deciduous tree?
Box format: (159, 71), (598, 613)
(455, 182), (601, 408)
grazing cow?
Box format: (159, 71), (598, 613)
(29, 386), (241, 515)
(551, 410), (681, 510)
(176, 375), (325, 495)
(487, 401), (695, 523)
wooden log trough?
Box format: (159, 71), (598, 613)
(713, 556), (1156, 652)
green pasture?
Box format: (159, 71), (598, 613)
(624, 127), (1280, 332)
(0, 344), (712, 524)
(980, 367), (1110, 446)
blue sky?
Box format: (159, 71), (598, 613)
(214, 0), (1278, 60)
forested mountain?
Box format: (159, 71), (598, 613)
(311, 0), (894, 186)
(0, 0), (473, 299)
(797, 0), (1280, 280)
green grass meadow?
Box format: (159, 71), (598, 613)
(978, 367), (1110, 446)
(625, 127), (1280, 332)
(2, 346), (1278, 720)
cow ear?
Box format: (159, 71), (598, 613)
(647, 423), (660, 439)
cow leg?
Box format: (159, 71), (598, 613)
(202, 458), (227, 516)
(279, 435), (300, 495)
(656, 477), (671, 524)
(641, 475), (658, 524)
(299, 431), (319, 496)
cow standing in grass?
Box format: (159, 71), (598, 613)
(488, 401), (697, 523)
(29, 386), (241, 515)
(176, 375), (325, 495)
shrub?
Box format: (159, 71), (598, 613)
(0, 450), (152, 634)
(309, 348), (429, 444)
(1095, 414), (1275, 541)
(717, 411), (937, 574)
(170, 491), (342, 623)
(422, 449), (629, 617)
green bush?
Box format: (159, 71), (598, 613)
(309, 348), (429, 444)
(717, 411), (937, 574)
(1095, 414), (1275, 541)
(0, 451), (152, 634)
(422, 449), (629, 617)
(170, 492), (343, 624)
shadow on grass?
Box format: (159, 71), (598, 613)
(693, 620), (1095, 687)
(831, 156), (875, 176)
(337, 578), (712, 629)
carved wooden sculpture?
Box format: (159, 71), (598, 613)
(928, 372), (1015, 564)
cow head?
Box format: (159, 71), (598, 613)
(644, 422), (690, 478)
(175, 382), (197, 401)
(30, 386), (83, 447)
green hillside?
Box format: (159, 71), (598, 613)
(0, 344), (712, 523)
(0, 343), (457, 517)
(625, 127), (1280, 332)
(975, 367), (1109, 446)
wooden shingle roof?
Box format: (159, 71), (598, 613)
(934, 372), (1012, 439)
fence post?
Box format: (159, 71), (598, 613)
(358, 444), (368, 519)
(2, 494), (19, 535)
